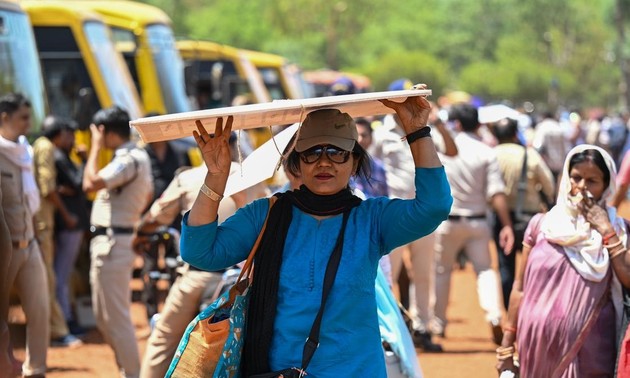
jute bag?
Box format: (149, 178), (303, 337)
(165, 197), (275, 378)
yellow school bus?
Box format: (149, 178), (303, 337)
(242, 49), (305, 100)
(74, 1), (190, 115)
(177, 40), (271, 109)
(23, 0), (144, 169)
(0, 0), (47, 131)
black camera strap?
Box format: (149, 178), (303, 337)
(299, 210), (351, 373)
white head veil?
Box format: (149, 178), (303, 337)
(540, 144), (626, 282)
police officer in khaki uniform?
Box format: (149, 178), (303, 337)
(0, 93), (50, 378)
(83, 106), (153, 378)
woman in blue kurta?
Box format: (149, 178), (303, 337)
(182, 89), (452, 377)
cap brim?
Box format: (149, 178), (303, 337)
(295, 136), (355, 152)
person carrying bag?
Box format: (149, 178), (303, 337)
(165, 197), (276, 377)
(180, 86), (453, 377)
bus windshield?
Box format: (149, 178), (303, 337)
(0, 7), (46, 130)
(146, 24), (189, 114)
(258, 67), (287, 100)
(84, 21), (142, 119)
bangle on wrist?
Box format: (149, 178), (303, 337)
(503, 325), (516, 334)
(604, 239), (623, 250)
(602, 231), (617, 244)
(401, 126), (431, 144)
(200, 183), (224, 202)
(610, 247), (627, 260)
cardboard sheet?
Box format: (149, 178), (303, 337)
(130, 89), (431, 143)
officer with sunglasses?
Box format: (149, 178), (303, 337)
(182, 86), (453, 377)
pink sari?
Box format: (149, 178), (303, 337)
(517, 214), (616, 378)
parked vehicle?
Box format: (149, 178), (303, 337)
(23, 0), (142, 127)
(75, 0), (190, 115)
(243, 49), (305, 100)
(177, 39), (271, 109)
(0, 0), (47, 132)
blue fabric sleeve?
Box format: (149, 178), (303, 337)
(379, 167), (452, 252)
(180, 197), (270, 271)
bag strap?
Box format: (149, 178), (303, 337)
(300, 210), (351, 373)
(237, 196), (277, 283)
(515, 146), (528, 219)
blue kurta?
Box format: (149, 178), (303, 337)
(181, 167), (452, 377)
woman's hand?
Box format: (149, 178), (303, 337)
(380, 84), (431, 133)
(577, 189), (613, 235)
(496, 356), (518, 376)
(193, 116), (233, 176)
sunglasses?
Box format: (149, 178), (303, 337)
(299, 145), (351, 164)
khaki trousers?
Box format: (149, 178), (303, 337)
(7, 241), (50, 376)
(90, 234), (140, 378)
(389, 234), (436, 331)
(140, 270), (222, 378)
(433, 219), (502, 333)
(36, 226), (70, 338)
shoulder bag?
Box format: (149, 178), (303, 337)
(165, 197), (276, 378)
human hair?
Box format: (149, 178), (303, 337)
(92, 105), (131, 139)
(0, 93), (31, 117)
(284, 142), (372, 183)
(41, 115), (76, 140)
(568, 149), (610, 190)
(355, 118), (372, 134)
(450, 103), (478, 132)
(492, 118), (519, 144)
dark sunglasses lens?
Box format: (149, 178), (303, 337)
(326, 148), (349, 163)
(301, 148), (324, 163)
(300, 146), (350, 164)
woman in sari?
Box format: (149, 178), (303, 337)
(496, 144), (630, 377)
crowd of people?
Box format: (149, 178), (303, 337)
(2, 77), (630, 377)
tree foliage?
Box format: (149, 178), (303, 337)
(140, 0), (625, 110)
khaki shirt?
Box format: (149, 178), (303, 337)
(442, 132), (506, 215)
(0, 152), (35, 241)
(91, 142), (153, 228)
(32, 136), (56, 228)
(494, 143), (555, 214)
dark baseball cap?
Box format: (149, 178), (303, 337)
(295, 108), (357, 152)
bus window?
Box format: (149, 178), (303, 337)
(0, 6), (46, 129)
(110, 27), (141, 101)
(84, 22), (141, 118)
(33, 26), (99, 130)
(146, 24), (189, 114)
(258, 67), (286, 100)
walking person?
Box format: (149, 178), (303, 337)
(82, 106), (153, 378)
(491, 118), (555, 309)
(32, 115), (83, 347)
(370, 83), (457, 351)
(432, 103), (514, 345)
(0, 93), (50, 378)
(181, 87), (452, 376)
(52, 117), (90, 335)
(496, 145), (630, 377)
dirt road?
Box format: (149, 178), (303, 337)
(10, 264), (498, 378)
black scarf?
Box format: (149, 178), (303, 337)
(242, 186), (362, 376)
